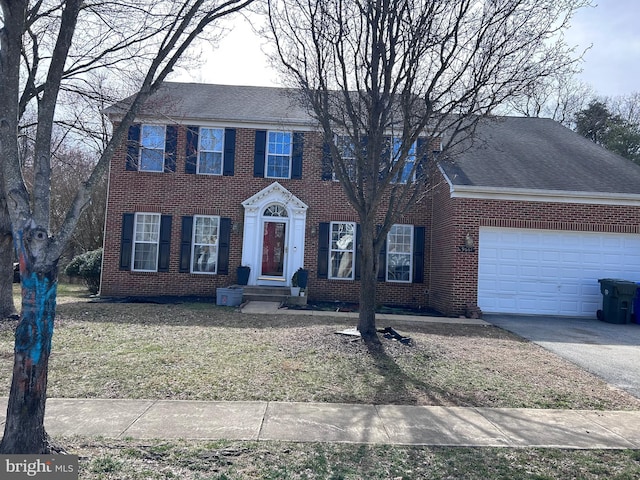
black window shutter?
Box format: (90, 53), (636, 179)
(413, 226), (425, 284)
(223, 128), (236, 176)
(119, 213), (135, 270)
(355, 224), (362, 280)
(380, 136), (391, 180)
(179, 216), (194, 273)
(416, 138), (427, 181)
(126, 124), (140, 171)
(377, 226), (387, 282)
(185, 126), (199, 174)
(317, 223), (330, 279)
(218, 218), (231, 275)
(291, 132), (304, 179)
(321, 141), (333, 180)
(164, 125), (177, 172)
(157, 215), (172, 272)
(254, 130), (267, 177)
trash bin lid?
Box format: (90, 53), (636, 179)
(612, 279), (639, 296)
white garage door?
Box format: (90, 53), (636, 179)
(478, 227), (640, 316)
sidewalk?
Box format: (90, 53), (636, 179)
(1, 398), (639, 449)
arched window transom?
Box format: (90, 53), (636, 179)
(263, 204), (288, 217)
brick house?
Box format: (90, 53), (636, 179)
(101, 82), (640, 317)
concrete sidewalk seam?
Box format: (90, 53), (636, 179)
(372, 404), (393, 444)
(471, 406), (516, 447)
(119, 399), (159, 439)
(256, 401), (269, 442)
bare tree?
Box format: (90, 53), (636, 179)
(0, 181), (16, 320)
(50, 146), (107, 256)
(265, 0), (588, 340)
(609, 92), (640, 127)
(506, 70), (595, 127)
(0, 0), (255, 454)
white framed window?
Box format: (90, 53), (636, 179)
(266, 131), (292, 178)
(329, 222), (356, 280)
(391, 138), (417, 183)
(191, 215), (220, 274)
(139, 125), (165, 172)
(132, 213), (161, 271)
(198, 127), (224, 175)
(387, 224), (413, 282)
(333, 135), (357, 182)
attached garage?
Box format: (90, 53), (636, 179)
(478, 227), (640, 316)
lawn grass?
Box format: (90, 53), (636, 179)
(2, 289), (638, 409)
(3, 284), (640, 478)
(70, 438), (640, 480)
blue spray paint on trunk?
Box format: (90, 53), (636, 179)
(15, 273), (56, 364)
(13, 229), (57, 366)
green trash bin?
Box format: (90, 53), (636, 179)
(598, 278), (637, 324)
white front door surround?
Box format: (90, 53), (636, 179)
(241, 182), (308, 286)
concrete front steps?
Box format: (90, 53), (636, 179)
(241, 285), (307, 306)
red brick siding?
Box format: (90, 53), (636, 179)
(101, 126), (432, 307)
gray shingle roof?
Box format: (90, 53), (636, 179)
(440, 116), (640, 195)
(105, 82), (316, 127)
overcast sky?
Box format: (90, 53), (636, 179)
(173, 1), (639, 98)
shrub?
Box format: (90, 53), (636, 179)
(65, 248), (102, 294)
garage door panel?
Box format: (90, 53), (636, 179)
(478, 227), (640, 317)
(498, 264), (519, 277)
(520, 251), (540, 261)
(559, 283), (579, 295)
(497, 281), (518, 293)
(520, 266), (538, 276)
(562, 252), (581, 263)
(499, 249), (519, 261)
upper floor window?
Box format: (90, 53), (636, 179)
(192, 215), (219, 273)
(387, 224), (413, 282)
(198, 128), (224, 175)
(126, 124), (177, 173)
(266, 131), (292, 178)
(391, 138), (417, 184)
(329, 222), (356, 280)
(185, 126), (235, 176)
(254, 130), (303, 179)
(333, 135), (357, 182)
(133, 213), (161, 271)
(140, 125), (166, 172)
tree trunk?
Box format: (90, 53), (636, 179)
(0, 231), (57, 454)
(357, 222), (379, 341)
(0, 185), (17, 320)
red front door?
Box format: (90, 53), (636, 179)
(261, 221), (286, 277)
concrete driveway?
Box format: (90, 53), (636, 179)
(485, 314), (640, 400)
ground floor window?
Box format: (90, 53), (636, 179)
(192, 215), (220, 273)
(133, 213), (161, 271)
(317, 222), (424, 284)
(387, 224), (413, 282)
(329, 222), (356, 280)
